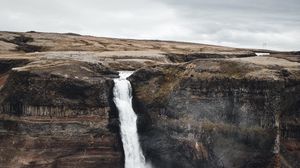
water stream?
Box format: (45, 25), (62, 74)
(113, 71), (149, 168)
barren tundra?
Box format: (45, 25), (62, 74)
(0, 31), (299, 168)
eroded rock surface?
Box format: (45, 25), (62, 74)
(0, 58), (123, 167)
(130, 56), (300, 168)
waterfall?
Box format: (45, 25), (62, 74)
(113, 71), (150, 168)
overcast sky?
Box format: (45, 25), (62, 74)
(1, 0), (299, 51)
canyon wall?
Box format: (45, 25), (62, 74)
(0, 59), (124, 167)
(130, 57), (300, 168)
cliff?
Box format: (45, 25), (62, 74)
(0, 57), (123, 167)
(0, 31), (299, 168)
(129, 56), (300, 168)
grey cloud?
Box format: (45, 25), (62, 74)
(155, 0), (300, 50)
(0, 0), (299, 50)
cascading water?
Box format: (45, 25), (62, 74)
(113, 71), (150, 168)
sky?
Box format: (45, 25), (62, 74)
(1, 0), (299, 51)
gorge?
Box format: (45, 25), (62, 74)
(0, 31), (299, 168)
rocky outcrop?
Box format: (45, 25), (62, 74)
(165, 51), (256, 63)
(0, 59), (123, 167)
(130, 56), (300, 168)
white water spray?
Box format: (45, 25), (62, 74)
(113, 71), (150, 168)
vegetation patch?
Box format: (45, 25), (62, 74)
(135, 65), (184, 106)
(0, 35), (44, 53)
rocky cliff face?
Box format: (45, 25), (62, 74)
(130, 56), (300, 168)
(0, 58), (123, 167)
(0, 31), (299, 168)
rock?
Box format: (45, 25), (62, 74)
(165, 51), (256, 63)
(130, 56), (300, 168)
(0, 59), (123, 167)
(0, 58), (30, 74)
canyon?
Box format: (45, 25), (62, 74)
(0, 31), (299, 168)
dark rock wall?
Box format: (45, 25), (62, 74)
(0, 60), (124, 168)
(130, 60), (300, 168)
(0, 70), (112, 116)
(280, 80), (300, 168)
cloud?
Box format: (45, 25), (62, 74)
(0, 0), (299, 50)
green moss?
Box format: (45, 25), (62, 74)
(136, 65), (184, 106)
(219, 61), (251, 78)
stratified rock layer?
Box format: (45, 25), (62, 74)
(0, 59), (123, 168)
(130, 56), (300, 168)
